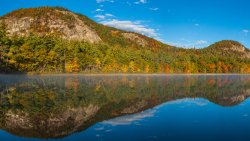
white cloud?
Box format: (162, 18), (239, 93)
(105, 13), (114, 17)
(101, 19), (158, 37)
(149, 8), (159, 11)
(135, 0), (147, 4)
(96, 0), (114, 3)
(165, 39), (208, 48)
(95, 15), (106, 20)
(102, 109), (156, 126)
(94, 13), (114, 20)
(195, 40), (207, 45)
(243, 29), (249, 36)
(96, 8), (104, 12)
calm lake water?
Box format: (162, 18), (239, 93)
(1, 74), (250, 141)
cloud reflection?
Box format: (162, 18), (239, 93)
(103, 109), (156, 126)
(163, 98), (209, 107)
(103, 99), (208, 126)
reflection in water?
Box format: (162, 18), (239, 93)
(0, 74), (250, 140)
(103, 109), (156, 126)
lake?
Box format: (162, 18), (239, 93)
(0, 74), (250, 141)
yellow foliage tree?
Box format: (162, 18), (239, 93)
(144, 65), (150, 73)
(121, 65), (128, 73)
(66, 57), (80, 73)
(129, 61), (136, 72)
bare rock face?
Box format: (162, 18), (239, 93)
(1, 9), (102, 43)
(209, 40), (247, 52)
(223, 44), (246, 52)
(242, 52), (250, 59)
(122, 32), (148, 47)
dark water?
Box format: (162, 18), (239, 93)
(0, 74), (250, 141)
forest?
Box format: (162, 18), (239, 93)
(0, 21), (250, 74)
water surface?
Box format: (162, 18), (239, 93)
(0, 74), (250, 141)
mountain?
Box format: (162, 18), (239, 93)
(0, 7), (167, 48)
(0, 7), (101, 43)
(0, 7), (250, 74)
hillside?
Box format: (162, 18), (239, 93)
(0, 7), (250, 74)
(208, 40), (246, 52)
(205, 40), (250, 58)
(0, 7), (168, 48)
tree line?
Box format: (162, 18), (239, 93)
(0, 23), (250, 74)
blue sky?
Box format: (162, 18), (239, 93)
(1, 0), (249, 48)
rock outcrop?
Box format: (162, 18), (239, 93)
(0, 8), (102, 43)
(122, 32), (148, 47)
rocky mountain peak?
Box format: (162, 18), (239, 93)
(0, 7), (102, 43)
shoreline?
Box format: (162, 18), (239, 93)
(1, 73), (250, 76)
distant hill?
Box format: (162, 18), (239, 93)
(0, 7), (250, 73)
(208, 40), (246, 52)
(206, 40), (250, 58)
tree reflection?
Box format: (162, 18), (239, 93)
(0, 75), (250, 139)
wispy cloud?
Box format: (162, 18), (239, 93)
(101, 19), (158, 37)
(96, 8), (104, 12)
(166, 39), (208, 48)
(243, 29), (249, 33)
(243, 29), (249, 36)
(94, 13), (114, 20)
(96, 0), (114, 3)
(135, 0), (147, 4)
(196, 40), (207, 45)
(149, 8), (159, 11)
(194, 23), (200, 26)
(95, 14), (106, 20)
(105, 13), (114, 17)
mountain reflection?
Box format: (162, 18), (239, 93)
(0, 74), (250, 139)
